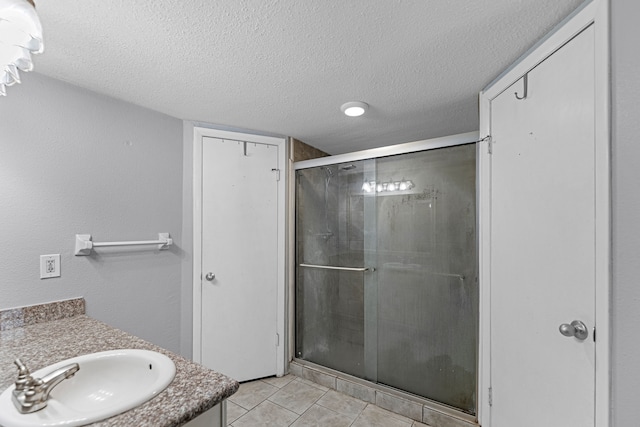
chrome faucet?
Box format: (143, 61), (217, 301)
(11, 358), (80, 414)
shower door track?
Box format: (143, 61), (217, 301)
(294, 131), (479, 171)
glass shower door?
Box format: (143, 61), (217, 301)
(295, 144), (477, 415)
(295, 159), (376, 378)
(374, 145), (477, 414)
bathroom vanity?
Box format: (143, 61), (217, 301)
(0, 298), (238, 427)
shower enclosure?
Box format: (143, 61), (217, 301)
(295, 139), (478, 414)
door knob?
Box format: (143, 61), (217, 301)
(205, 272), (216, 281)
(559, 320), (588, 340)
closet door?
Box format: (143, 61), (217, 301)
(200, 137), (279, 382)
(489, 25), (595, 426)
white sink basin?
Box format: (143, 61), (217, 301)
(0, 349), (176, 427)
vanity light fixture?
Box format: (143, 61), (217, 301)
(0, 0), (43, 96)
(362, 180), (414, 193)
(341, 101), (368, 117)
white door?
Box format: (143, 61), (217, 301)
(489, 25), (595, 426)
(200, 137), (279, 382)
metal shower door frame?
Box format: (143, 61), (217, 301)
(292, 131), (481, 416)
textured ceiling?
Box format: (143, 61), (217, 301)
(32, 0), (584, 154)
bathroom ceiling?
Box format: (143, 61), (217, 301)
(33, 0), (584, 154)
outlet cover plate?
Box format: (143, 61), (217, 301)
(40, 254), (61, 279)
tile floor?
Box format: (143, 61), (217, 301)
(227, 374), (432, 426)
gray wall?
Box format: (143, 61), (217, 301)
(0, 73), (184, 354)
(611, 0), (640, 424)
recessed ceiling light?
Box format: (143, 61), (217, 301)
(341, 101), (369, 117)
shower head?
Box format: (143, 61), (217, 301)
(321, 166), (334, 176)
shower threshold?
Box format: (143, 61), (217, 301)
(289, 359), (477, 427)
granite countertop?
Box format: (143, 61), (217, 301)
(0, 299), (239, 427)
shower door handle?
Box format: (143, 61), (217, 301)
(299, 263), (374, 272)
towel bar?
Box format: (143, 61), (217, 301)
(75, 233), (172, 256)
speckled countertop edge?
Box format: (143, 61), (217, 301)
(0, 303), (239, 427)
(0, 298), (86, 331)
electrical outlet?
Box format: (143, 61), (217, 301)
(40, 254), (60, 279)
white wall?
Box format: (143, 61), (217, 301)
(611, 0), (640, 424)
(0, 73), (184, 354)
(180, 122), (195, 359)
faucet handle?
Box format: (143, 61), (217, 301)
(13, 358), (34, 391)
(14, 358), (29, 375)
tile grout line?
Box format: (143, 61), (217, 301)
(227, 379), (280, 413)
(312, 390), (369, 427)
(266, 387), (329, 419)
(346, 402), (371, 427)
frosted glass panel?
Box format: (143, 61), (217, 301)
(295, 144), (477, 414)
(375, 145), (477, 413)
(295, 160), (374, 376)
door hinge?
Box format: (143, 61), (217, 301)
(488, 387), (493, 407)
(271, 168), (280, 181)
(276, 333), (280, 346)
(593, 327), (596, 342)
(485, 136), (493, 155)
